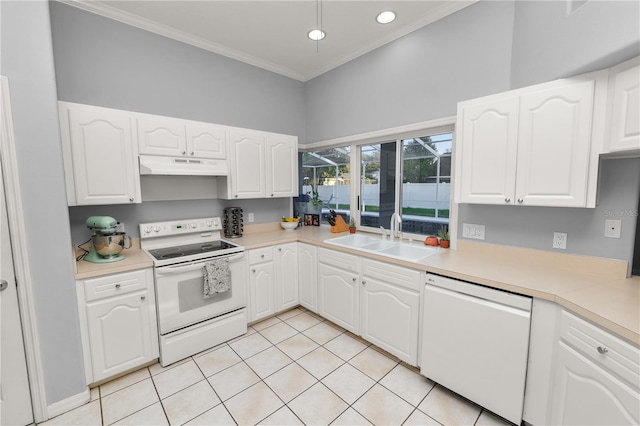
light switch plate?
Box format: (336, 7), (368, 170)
(248, 213), (255, 223)
(604, 219), (621, 238)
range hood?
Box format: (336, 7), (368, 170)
(139, 155), (229, 176)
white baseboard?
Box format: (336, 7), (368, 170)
(47, 388), (91, 419)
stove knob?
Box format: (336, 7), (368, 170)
(152, 226), (161, 233)
(190, 223), (197, 229)
(206, 220), (213, 227)
(144, 226), (152, 234)
(212, 219), (220, 226)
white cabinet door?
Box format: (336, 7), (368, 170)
(228, 129), (265, 199)
(360, 260), (420, 365)
(516, 81), (595, 207)
(186, 122), (227, 159)
(275, 243), (299, 312)
(61, 103), (141, 205)
(85, 290), (157, 382)
(551, 342), (640, 425)
(607, 58), (640, 153)
(298, 243), (317, 312)
(457, 96), (519, 205)
(249, 261), (276, 322)
(318, 263), (359, 333)
(137, 116), (186, 157)
(266, 134), (299, 198)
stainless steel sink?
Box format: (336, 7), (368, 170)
(324, 234), (439, 262)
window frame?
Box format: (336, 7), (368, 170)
(299, 117), (457, 247)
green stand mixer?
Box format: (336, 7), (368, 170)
(85, 216), (132, 263)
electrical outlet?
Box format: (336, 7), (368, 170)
(553, 232), (567, 250)
(116, 222), (125, 233)
(462, 223), (485, 240)
(604, 219), (621, 238)
(248, 213), (255, 223)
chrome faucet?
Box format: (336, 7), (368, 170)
(390, 213), (402, 241)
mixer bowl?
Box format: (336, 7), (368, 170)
(92, 233), (132, 258)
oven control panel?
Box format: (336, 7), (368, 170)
(140, 217), (222, 238)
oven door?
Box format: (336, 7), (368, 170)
(154, 251), (246, 334)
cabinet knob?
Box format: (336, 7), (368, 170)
(505, 198), (511, 203)
(278, 248), (282, 252)
(235, 195), (238, 198)
(352, 277), (357, 282)
(141, 295), (146, 301)
(190, 151), (194, 156)
(261, 254), (265, 258)
(597, 346), (609, 355)
(129, 197), (134, 202)
(517, 198), (523, 204)
(115, 284), (121, 289)
(252, 269), (256, 273)
(362, 280), (366, 285)
(182, 151), (186, 155)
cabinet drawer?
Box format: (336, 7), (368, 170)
(362, 259), (421, 292)
(83, 269), (148, 302)
(318, 248), (360, 273)
(248, 247), (274, 265)
(560, 310), (640, 391)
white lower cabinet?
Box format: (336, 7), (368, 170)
(274, 243), (298, 312)
(360, 259), (421, 365)
(77, 269), (158, 384)
(248, 247), (276, 322)
(297, 243), (317, 312)
(549, 311), (640, 425)
(317, 248), (360, 334)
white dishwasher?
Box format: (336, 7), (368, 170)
(421, 274), (532, 425)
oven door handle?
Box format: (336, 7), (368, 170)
(155, 252), (245, 276)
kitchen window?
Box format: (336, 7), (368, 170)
(300, 146), (352, 223)
(359, 132), (452, 237)
(300, 128), (453, 239)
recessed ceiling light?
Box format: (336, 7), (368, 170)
(308, 29), (326, 41)
(376, 10), (396, 24)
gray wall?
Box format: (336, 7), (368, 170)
(304, 0), (640, 270)
(305, 1), (515, 143)
(68, 198), (286, 244)
(510, 0), (640, 88)
(0, 0), (86, 405)
(49, 2), (301, 237)
(457, 158), (640, 274)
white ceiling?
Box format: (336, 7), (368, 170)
(59, 0), (476, 81)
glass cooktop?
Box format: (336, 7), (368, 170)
(148, 240), (237, 260)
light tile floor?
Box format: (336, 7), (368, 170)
(40, 307), (514, 426)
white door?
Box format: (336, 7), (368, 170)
(249, 262), (275, 322)
(275, 243), (298, 312)
(66, 105), (141, 205)
(229, 129), (265, 199)
(0, 159), (33, 425)
(137, 116), (186, 157)
(457, 96), (520, 205)
(266, 134), (298, 198)
(298, 243), (317, 312)
(516, 81), (595, 207)
(186, 123), (227, 159)
(317, 263), (359, 334)
(607, 60), (640, 152)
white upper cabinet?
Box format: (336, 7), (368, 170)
(266, 133), (298, 198)
(455, 71), (608, 208)
(59, 102), (141, 206)
(605, 57), (640, 154)
(138, 115), (227, 159)
(220, 128), (298, 199)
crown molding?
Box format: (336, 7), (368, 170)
(56, 0), (475, 82)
